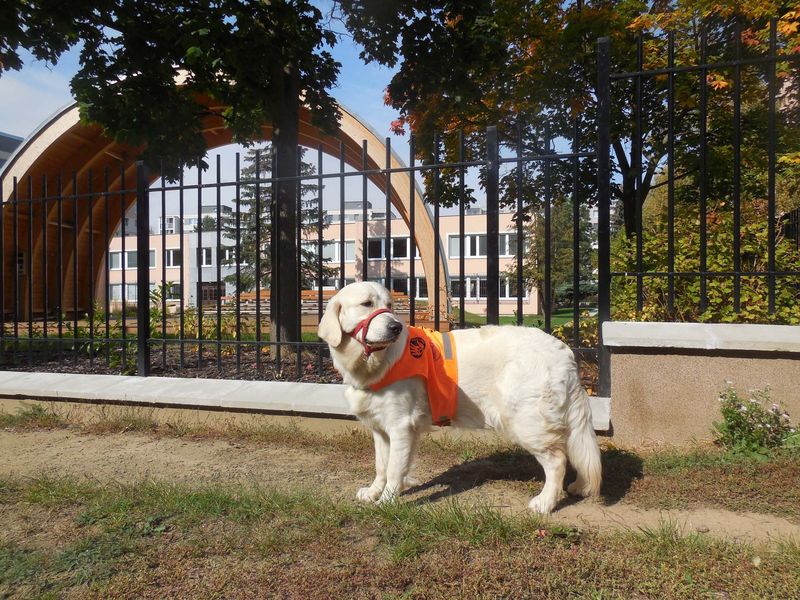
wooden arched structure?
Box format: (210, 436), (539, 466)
(0, 101), (449, 320)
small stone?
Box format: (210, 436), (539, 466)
(696, 525), (710, 533)
(752, 556), (762, 567)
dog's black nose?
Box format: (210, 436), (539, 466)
(388, 321), (402, 335)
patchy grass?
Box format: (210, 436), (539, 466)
(3, 403), (800, 522)
(0, 404), (65, 429)
(624, 446), (800, 519)
(0, 475), (798, 599)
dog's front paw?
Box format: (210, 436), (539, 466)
(376, 488), (399, 505)
(356, 485), (382, 503)
(528, 492), (561, 515)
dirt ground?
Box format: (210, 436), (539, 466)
(2, 410), (799, 545)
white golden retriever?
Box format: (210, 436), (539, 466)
(318, 281), (601, 514)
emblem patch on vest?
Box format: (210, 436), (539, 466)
(409, 336), (426, 358)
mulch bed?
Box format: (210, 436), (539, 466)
(2, 345), (600, 390)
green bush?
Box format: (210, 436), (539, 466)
(712, 386), (797, 455)
(612, 200), (800, 324)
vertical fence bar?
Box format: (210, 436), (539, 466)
(120, 166), (127, 370)
(269, 148), (279, 366)
(596, 36), (612, 398)
(361, 140), (368, 281)
(196, 158), (203, 366)
(767, 18), (777, 313)
(102, 170), (108, 366)
(160, 161), (167, 368)
(57, 173), (63, 365)
(699, 27), (708, 314)
(433, 133), (441, 329)
(136, 161), (150, 376)
(216, 154), (223, 372)
(667, 31), (676, 315)
(27, 177), (33, 365)
(256, 150), (263, 370)
(409, 136), (416, 326)
(71, 172), (78, 364)
(459, 130), (467, 328)
(543, 128), (552, 334)
(0, 178), (4, 358)
(12, 178), (18, 363)
(385, 138), (392, 291)
(296, 147), (303, 376)
(338, 140), (345, 290)
(317, 144), (324, 376)
(235, 152), (242, 375)
(635, 35), (644, 314)
(41, 175), (49, 363)
(486, 126), (500, 325)
(516, 122), (525, 326)
(733, 22), (742, 314)
(572, 118), (581, 349)
(178, 165), (185, 368)
(86, 171), (93, 365)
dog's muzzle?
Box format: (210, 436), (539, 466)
(350, 308), (401, 356)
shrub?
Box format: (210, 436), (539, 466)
(713, 386), (797, 455)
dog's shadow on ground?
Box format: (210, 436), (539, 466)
(405, 447), (644, 508)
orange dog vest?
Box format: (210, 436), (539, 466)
(370, 326), (459, 426)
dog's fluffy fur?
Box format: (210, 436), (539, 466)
(318, 281), (601, 514)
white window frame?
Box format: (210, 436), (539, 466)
(165, 248), (182, 267)
(200, 247), (213, 267)
(447, 233), (521, 259)
(109, 250), (156, 269)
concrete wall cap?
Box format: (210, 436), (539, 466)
(603, 321), (800, 353)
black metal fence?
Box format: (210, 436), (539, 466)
(2, 24), (799, 398)
(0, 122), (601, 386)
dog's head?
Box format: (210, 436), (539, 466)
(318, 282), (404, 354)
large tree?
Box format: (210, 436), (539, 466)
(337, 0), (800, 236)
(2, 0), (342, 346)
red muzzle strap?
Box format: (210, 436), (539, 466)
(350, 308), (393, 357)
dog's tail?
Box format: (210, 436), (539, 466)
(565, 382), (602, 497)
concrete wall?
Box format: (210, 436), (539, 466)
(605, 322), (800, 447)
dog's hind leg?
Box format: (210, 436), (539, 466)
(377, 426), (419, 504)
(526, 447), (567, 515)
(357, 430), (389, 502)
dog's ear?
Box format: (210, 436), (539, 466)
(318, 295), (343, 347)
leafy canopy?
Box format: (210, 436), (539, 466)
(2, 0), (342, 170)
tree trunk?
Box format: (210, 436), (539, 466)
(269, 67), (301, 352)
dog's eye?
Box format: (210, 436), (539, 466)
(361, 300), (372, 307)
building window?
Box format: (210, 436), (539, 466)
(411, 277), (428, 299)
(165, 249), (182, 267)
(392, 238), (408, 259)
(391, 278), (408, 294)
(160, 216), (176, 234)
(367, 239), (384, 259)
(108, 283), (139, 301)
(221, 246), (236, 264)
(166, 283), (182, 300)
(109, 250), (156, 269)
(447, 234), (519, 258)
(199, 247), (213, 267)
(448, 234), (488, 258)
(344, 241), (355, 262)
(448, 236), (460, 258)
